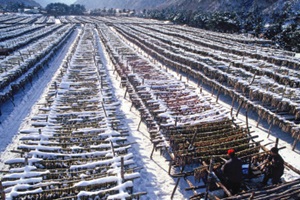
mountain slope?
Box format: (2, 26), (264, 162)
(74, 0), (300, 16)
(74, 0), (165, 10)
(0, 0), (40, 8)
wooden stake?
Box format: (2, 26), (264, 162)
(121, 157), (124, 182)
(292, 134), (299, 151)
(0, 181), (5, 200)
(171, 166), (185, 199)
(171, 177), (181, 199)
(230, 97), (235, 117)
(246, 110), (249, 134)
(124, 88), (128, 99)
(130, 102), (134, 111)
(110, 141), (115, 157)
(250, 73), (256, 85)
(101, 102), (107, 117)
(150, 145), (155, 159)
(281, 82), (288, 99)
(256, 116), (261, 128)
(137, 118), (142, 131)
(236, 101), (244, 117)
(267, 121), (273, 138)
(216, 86), (221, 102)
(275, 138), (279, 148)
(168, 161), (172, 175)
(226, 62), (231, 73)
(205, 158), (214, 200)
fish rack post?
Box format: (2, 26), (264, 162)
(121, 157), (124, 182)
(0, 180), (5, 200)
(205, 158), (213, 200)
(171, 165), (185, 199)
(292, 133), (299, 151)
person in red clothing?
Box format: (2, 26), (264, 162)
(261, 147), (284, 186)
(222, 149), (243, 195)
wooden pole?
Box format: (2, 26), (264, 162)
(101, 102), (107, 117)
(124, 88), (128, 99)
(236, 101), (244, 117)
(256, 116), (261, 128)
(121, 157), (124, 182)
(205, 158), (214, 200)
(110, 141), (115, 157)
(230, 97), (235, 117)
(137, 118), (142, 131)
(171, 177), (181, 199)
(292, 134), (299, 151)
(275, 138), (279, 148)
(150, 145), (155, 159)
(211, 86), (214, 97)
(216, 86), (221, 103)
(249, 73), (256, 85)
(0, 181), (5, 200)
(267, 120), (273, 138)
(246, 110), (249, 134)
(168, 161), (172, 175)
(171, 166), (185, 199)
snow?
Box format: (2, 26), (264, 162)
(74, 176), (119, 187)
(0, 19), (299, 200)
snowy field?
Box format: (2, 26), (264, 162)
(0, 15), (300, 199)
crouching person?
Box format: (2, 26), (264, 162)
(262, 147), (284, 186)
(221, 149), (243, 195)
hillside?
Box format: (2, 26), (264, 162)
(75, 0), (165, 10)
(0, 0), (40, 8)
(74, 0), (300, 15)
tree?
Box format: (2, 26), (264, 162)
(45, 3), (69, 15)
(69, 4), (85, 15)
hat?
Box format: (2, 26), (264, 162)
(227, 149), (235, 155)
(271, 147), (279, 154)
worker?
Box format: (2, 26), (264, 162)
(222, 149), (243, 195)
(261, 147), (284, 186)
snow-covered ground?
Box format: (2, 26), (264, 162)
(0, 23), (299, 200)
